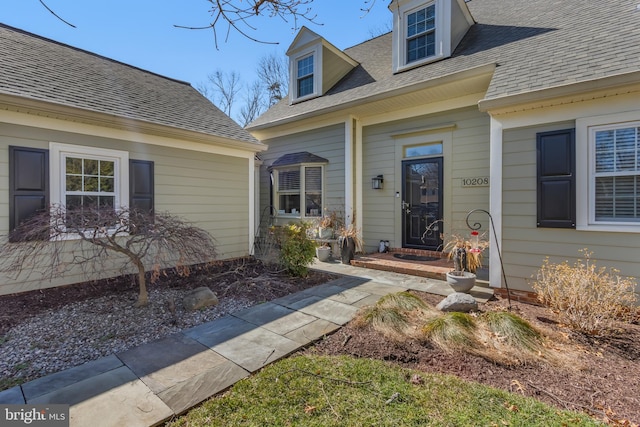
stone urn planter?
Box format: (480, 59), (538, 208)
(339, 236), (356, 264)
(316, 245), (332, 262)
(445, 271), (476, 293)
(317, 227), (334, 239)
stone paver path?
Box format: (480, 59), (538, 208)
(0, 259), (493, 426)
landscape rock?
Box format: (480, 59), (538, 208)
(436, 292), (478, 312)
(183, 287), (219, 311)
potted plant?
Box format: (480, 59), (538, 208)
(337, 224), (363, 265)
(317, 210), (339, 239)
(315, 242), (332, 262)
(443, 230), (488, 293)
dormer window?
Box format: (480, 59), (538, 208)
(286, 27), (358, 104)
(296, 54), (315, 98)
(390, 0), (474, 73)
(407, 4), (436, 63)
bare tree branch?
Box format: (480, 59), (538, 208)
(257, 52), (289, 106)
(175, 0), (319, 48)
(38, 0), (76, 28)
(239, 80), (267, 127)
(207, 69), (243, 117)
(0, 206), (218, 307)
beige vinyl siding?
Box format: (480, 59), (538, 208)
(362, 107), (490, 252)
(259, 123), (346, 227)
(0, 123), (251, 295)
(502, 122), (640, 294)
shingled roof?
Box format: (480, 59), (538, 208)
(248, 0), (640, 128)
(0, 24), (260, 146)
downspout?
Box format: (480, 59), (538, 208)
(489, 115), (503, 288)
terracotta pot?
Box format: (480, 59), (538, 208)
(445, 271), (476, 293)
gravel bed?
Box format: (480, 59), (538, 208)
(0, 288), (254, 385)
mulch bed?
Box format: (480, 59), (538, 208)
(305, 292), (640, 425)
(2, 260), (639, 425)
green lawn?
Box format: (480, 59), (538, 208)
(166, 355), (600, 426)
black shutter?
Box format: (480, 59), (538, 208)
(129, 159), (154, 214)
(9, 146), (49, 240)
(536, 129), (575, 228)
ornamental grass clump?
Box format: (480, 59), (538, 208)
(532, 249), (637, 335)
(482, 311), (542, 351)
(422, 312), (478, 352)
(354, 292), (436, 340)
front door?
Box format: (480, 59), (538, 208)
(402, 158), (443, 250)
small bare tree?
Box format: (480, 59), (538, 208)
(0, 206), (218, 307)
(206, 69), (243, 117)
(239, 80), (267, 127)
(257, 52), (289, 106)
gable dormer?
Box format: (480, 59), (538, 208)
(389, 0), (474, 73)
(287, 27), (359, 104)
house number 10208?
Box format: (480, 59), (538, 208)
(461, 177), (489, 187)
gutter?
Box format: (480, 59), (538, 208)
(478, 70), (640, 113)
(247, 62), (497, 131)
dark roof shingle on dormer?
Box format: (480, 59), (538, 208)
(0, 23), (259, 145)
(248, 0), (640, 128)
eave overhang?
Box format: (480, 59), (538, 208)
(0, 93), (266, 153)
(248, 62), (496, 134)
(478, 70), (640, 116)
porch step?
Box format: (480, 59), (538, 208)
(351, 248), (452, 281)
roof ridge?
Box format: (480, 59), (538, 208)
(0, 22), (192, 87)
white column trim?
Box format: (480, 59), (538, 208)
(354, 118), (363, 232)
(344, 118), (354, 225)
(489, 115), (503, 288)
(248, 155), (256, 255)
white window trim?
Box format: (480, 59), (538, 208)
(50, 142), (129, 237)
(289, 45), (322, 103)
(273, 163), (325, 219)
(576, 114), (640, 233)
(391, 0), (451, 73)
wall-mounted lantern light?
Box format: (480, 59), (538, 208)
(372, 175), (384, 190)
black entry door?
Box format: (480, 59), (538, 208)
(402, 158), (443, 250)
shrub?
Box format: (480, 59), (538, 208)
(277, 222), (317, 277)
(532, 250), (638, 335)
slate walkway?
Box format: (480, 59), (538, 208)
(0, 259), (493, 427)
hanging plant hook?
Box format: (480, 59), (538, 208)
(465, 209), (512, 310)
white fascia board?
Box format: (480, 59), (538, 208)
(0, 105), (265, 159)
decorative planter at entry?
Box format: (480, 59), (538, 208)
(339, 236), (355, 264)
(318, 227), (333, 239)
(445, 271), (476, 293)
(316, 246), (332, 262)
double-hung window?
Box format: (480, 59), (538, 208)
(591, 123), (640, 224)
(275, 165), (323, 218)
(50, 143), (129, 229)
(406, 4), (436, 63)
(296, 54), (314, 98)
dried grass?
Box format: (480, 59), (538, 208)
(532, 250), (638, 335)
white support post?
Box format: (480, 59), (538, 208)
(344, 118), (354, 225)
(489, 115), (503, 288)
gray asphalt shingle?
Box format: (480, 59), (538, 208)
(0, 24), (260, 145)
(249, 0), (640, 128)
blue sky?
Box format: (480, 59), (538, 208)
(4, 1), (392, 109)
